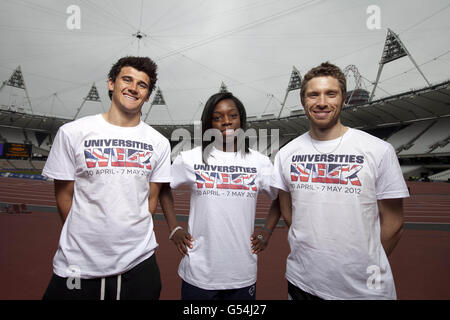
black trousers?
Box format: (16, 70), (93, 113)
(287, 281), (323, 300)
(43, 254), (161, 300)
(181, 280), (257, 300)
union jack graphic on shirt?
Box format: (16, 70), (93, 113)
(290, 162), (362, 186)
(195, 171), (258, 191)
(84, 147), (152, 170)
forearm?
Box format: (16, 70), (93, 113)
(381, 223), (404, 257)
(278, 190), (292, 228)
(379, 198), (404, 257)
(149, 182), (162, 215)
(251, 197), (281, 254)
(281, 211), (292, 228)
(263, 197), (282, 231)
(159, 184), (193, 256)
(54, 180), (74, 224)
(56, 198), (72, 223)
(158, 184), (179, 231)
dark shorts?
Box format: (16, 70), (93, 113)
(181, 280), (256, 300)
(287, 281), (323, 300)
(42, 254), (161, 300)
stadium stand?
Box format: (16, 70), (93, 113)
(0, 160), (15, 171)
(0, 51), (448, 181)
(24, 129), (40, 149)
(399, 117), (450, 156)
(429, 126), (450, 154)
(8, 159), (34, 170)
(0, 126), (47, 169)
(432, 139), (450, 154)
(429, 168), (450, 182)
(364, 126), (406, 141)
(0, 126), (25, 143)
(401, 165), (424, 177)
(37, 135), (52, 151)
(27, 130), (53, 151)
(387, 120), (436, 152)
(30, 160), (45, 170)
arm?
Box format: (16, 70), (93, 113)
(251, 196), (282, 254)
(149, 182), (162, 217)
(278, 189), (292, 228)
(154, 183), (177, 230)
(378, 198), (404, 257)
(54, 179), (74, 224)
(157, 183), (193, 256)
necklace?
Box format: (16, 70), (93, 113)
(310, 126), (346, 154)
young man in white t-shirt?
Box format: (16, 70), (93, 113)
(42, 56), (172, 300)
(272, 62), (409, 300)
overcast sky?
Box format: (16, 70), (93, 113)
(0, 0), (449, 124)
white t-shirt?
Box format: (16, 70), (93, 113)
(42, 114), (171, 279)
(272, 128), (409, 300)
(171, 146), (277, 290)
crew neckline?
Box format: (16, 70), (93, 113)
(210, 145), (245, 158)
(99, 113), (143, 130)
(308, 127), (352, 145)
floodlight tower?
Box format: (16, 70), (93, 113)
(370, 28), (430, 101)
(144, 87), (169, 123)
(73, 83), (101, 119)
(0, 66), (33, 114)
(219, 81), (229, 93)
(277, 66), (302, 118)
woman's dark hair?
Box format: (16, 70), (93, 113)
(107, 56), (158, 99)
(200, 92), (249, 163)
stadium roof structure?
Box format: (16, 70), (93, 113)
(1, 79), (449, 140)
(217, 79), (450, 139)
(343, 80), (450, 129)
(0, 1), (449, 151)
(1, 1), (449, 123)
(0, 110), (69, 133)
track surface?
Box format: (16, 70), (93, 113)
(0, 177), (449, 300)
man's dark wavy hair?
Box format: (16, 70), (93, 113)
(107, 56), (158, 100)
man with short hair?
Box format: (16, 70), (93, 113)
(272, 62), (409, 300)
(42, 56), (171, 300)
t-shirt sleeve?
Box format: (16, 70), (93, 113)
(376, 143), (410, 200)
(42, 126), (76, 180)
(148, 138), (172, 183)
(260, 156), (278, 200)
(271, 151), (289, 192)
(170, 152), (191, 189)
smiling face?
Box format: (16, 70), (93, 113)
(303, 76), (344, 132)
(211, 98), (241, 133)
(211, 98), (241, 146)
(107, 66), (151, 116)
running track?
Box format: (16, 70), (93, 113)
(0, 177), (449, 299)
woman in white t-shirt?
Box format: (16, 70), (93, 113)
(169, 92), (280, 300)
